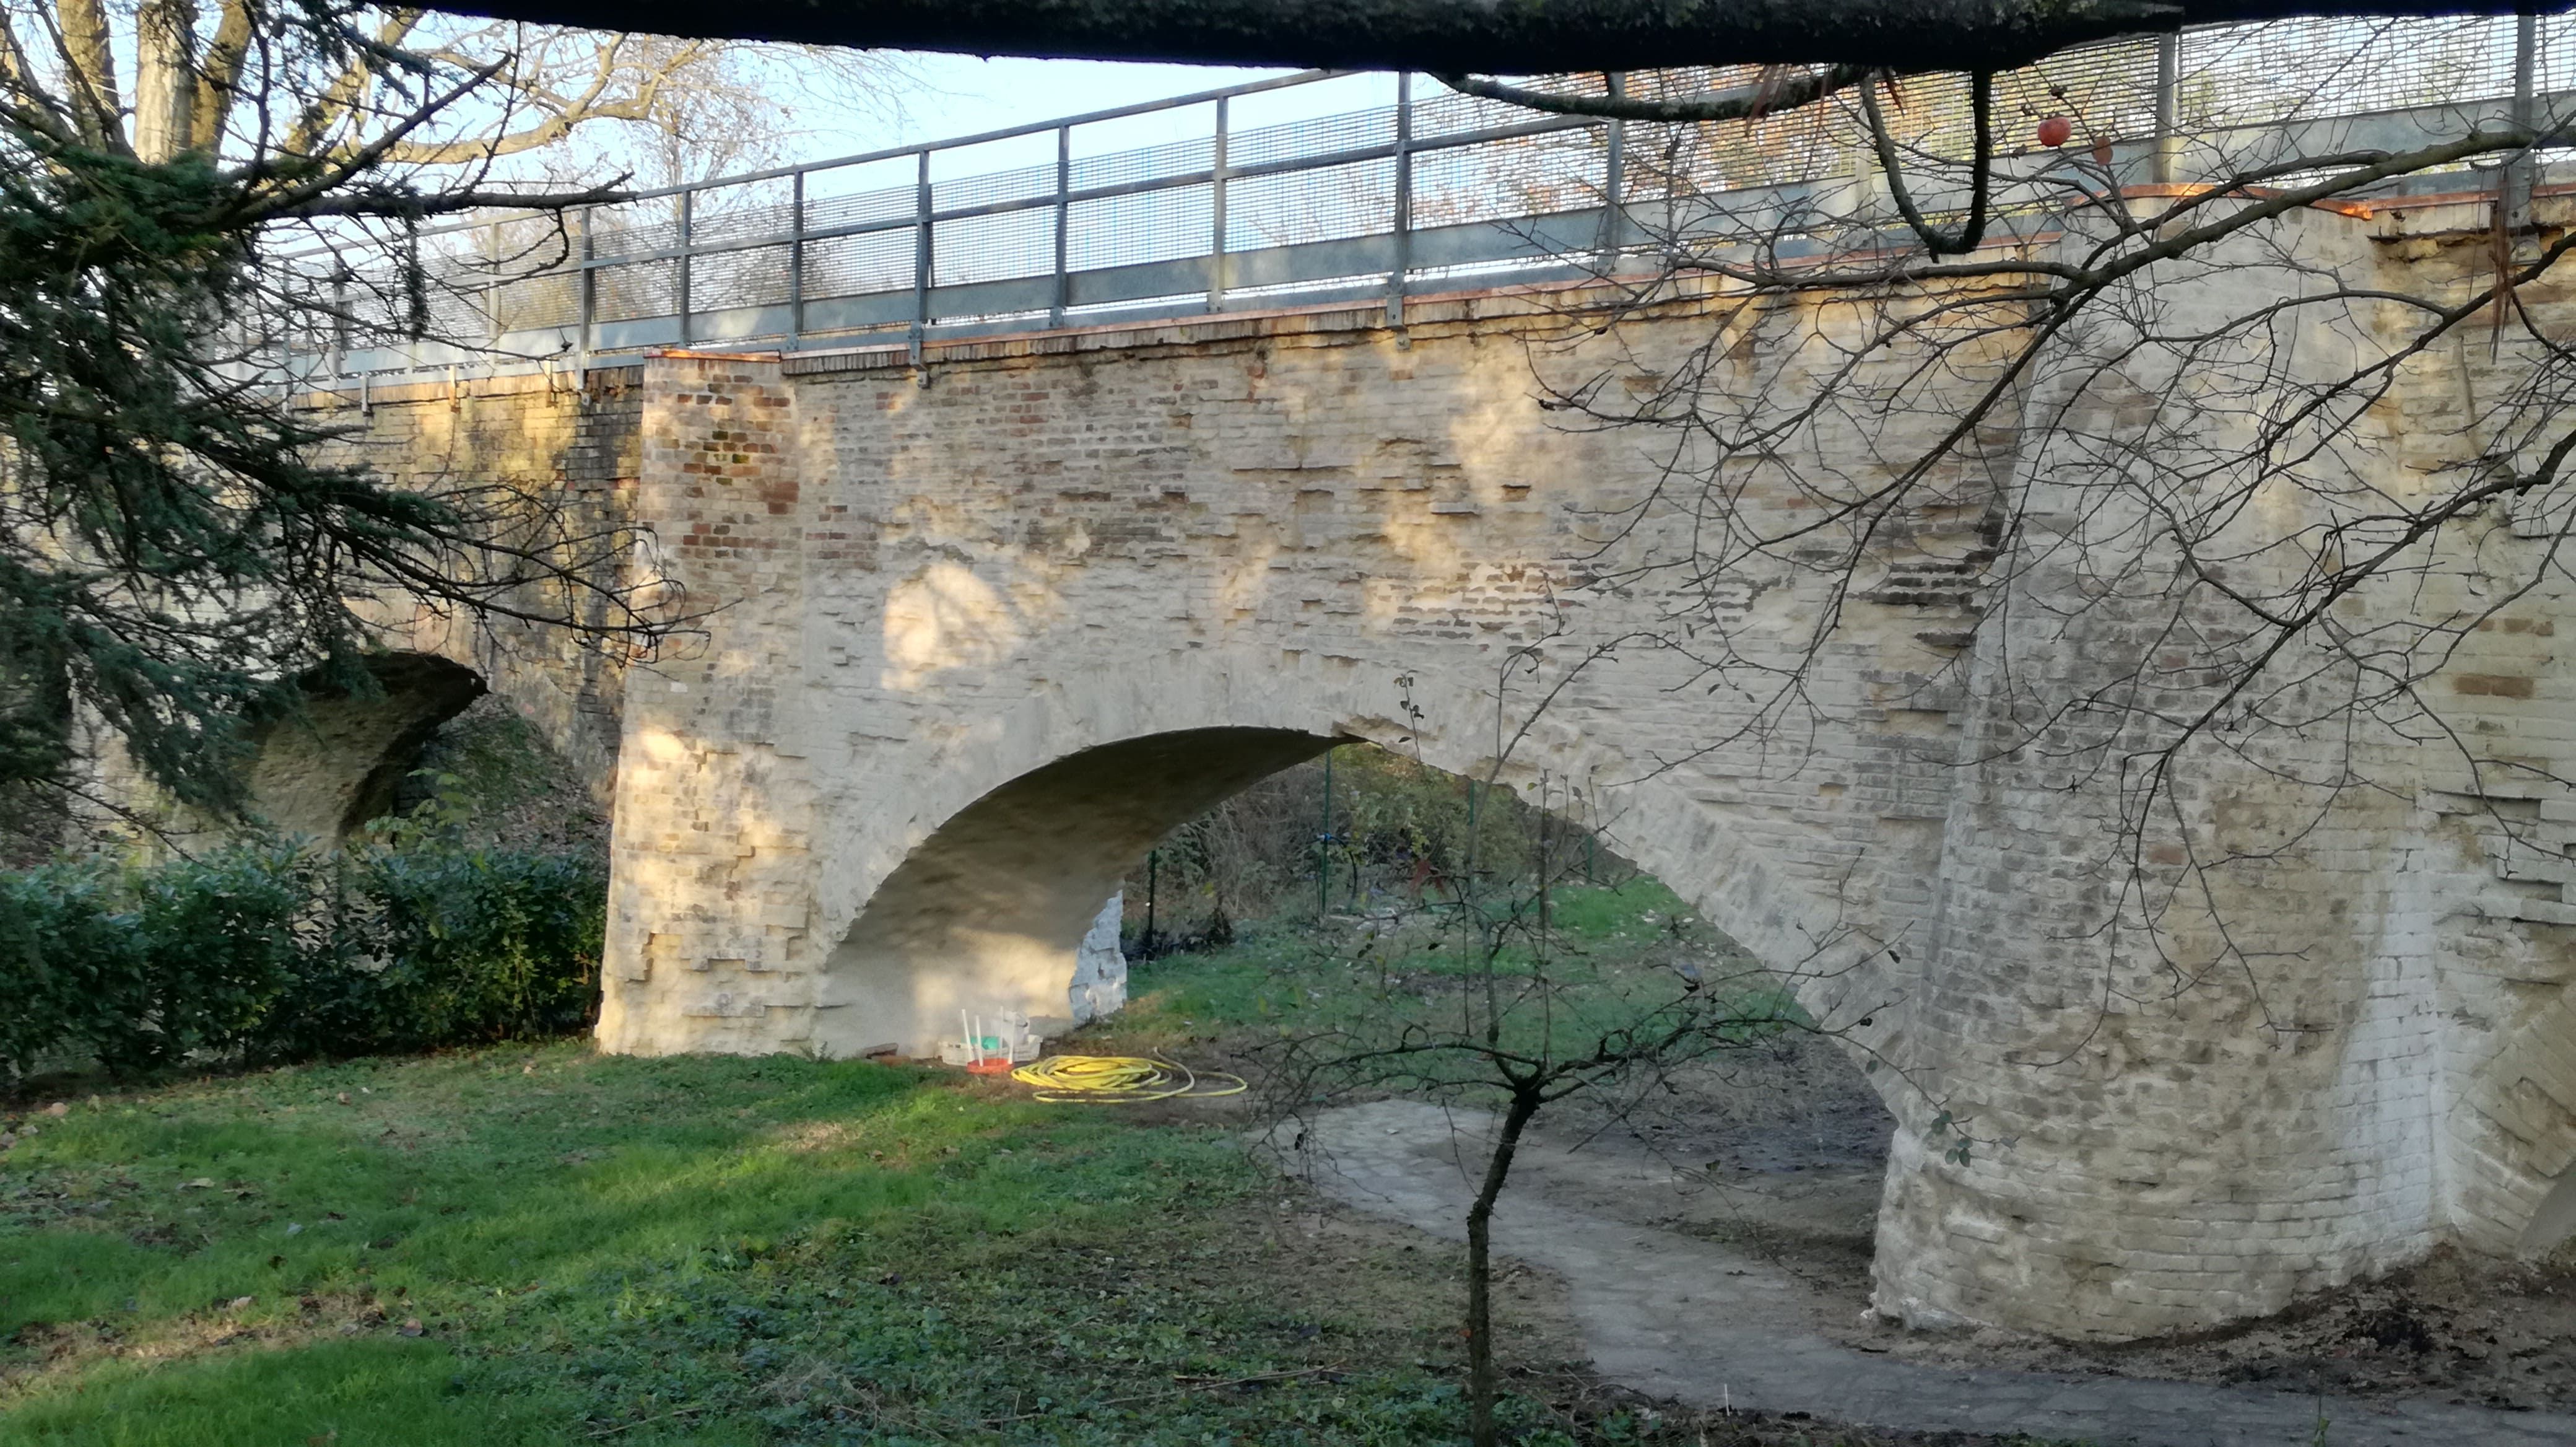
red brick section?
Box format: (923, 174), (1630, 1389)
(651, 354), (804, 585)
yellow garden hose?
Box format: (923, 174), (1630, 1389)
(1009, 1054), (1247, 1104)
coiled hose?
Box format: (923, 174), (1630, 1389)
(1009, 1054), (1248, 1104)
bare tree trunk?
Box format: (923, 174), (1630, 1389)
(133, 0), (198, 164)
(189, 0), (257, 154)
(1466, 1087), (1543, 1447)
(51, 0), (121, 150)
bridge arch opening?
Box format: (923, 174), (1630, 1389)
(812, 728), (1336, 1060)
(242, 653), (485, 841)
(812, 728), (1897, 1288)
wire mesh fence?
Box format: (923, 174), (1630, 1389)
(274, 14), (2576, 382)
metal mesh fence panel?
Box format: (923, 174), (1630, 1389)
(421, 276), (489, 343)
(1068, 185), (1214, 271)
(1071, 131), (1217, 193)
(1227, 157), (1395, 250)
(1413, 133), (1604, 226)
(937, 162), (1056, 214)
(692, 244), (793, 313)
(691, 192), (798, 250)
(803, 152), (922, 237)
(1231, 105), (1397, 170)
(935, 207), (1060, 287)
(587, 205), (681, 263)
(804, 229), (916, 300)
(2543, 12), (2576, 94)
(496, 269), (581, 333)
(1413, 76), (1610, 141)
(595, 256), (678, 325)
(2182, 16), (2513, 129)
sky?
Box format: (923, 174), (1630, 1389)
(859, 56), (1299, 149)
(785, 54), (1402, 173)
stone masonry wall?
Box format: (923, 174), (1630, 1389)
(333, 198), (2574, 1344)
(320, 365), (645, 803)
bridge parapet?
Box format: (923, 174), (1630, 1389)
(273, 15), (2576, 389)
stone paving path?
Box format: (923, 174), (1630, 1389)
(1292, 1100), (2576, 1447)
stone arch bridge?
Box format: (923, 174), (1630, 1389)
(311, 215), (2575, 1346)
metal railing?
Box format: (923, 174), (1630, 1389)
(282, 14), (2576, 383)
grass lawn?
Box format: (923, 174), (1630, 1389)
(1, 1042), (1568, 1446)
(1100, 881), (1777, 1044)
(2, 881), (2003, 1446)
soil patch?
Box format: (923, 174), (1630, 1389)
(1549, 1030), (1893, 1297)
(1300, 1097), (2576, 1446)
(1836, 1246), (2576, 1414)
(1541, 1031), (2576, 1415)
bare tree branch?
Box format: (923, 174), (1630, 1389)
(1858, 68), (1996, 255)
(420, 0), (2534, 74)
(1435, 64), (1871, 123)
(267, 180), (630, 218)
(188, 0), (257, 152)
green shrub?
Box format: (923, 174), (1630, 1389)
(348, 843), (604, 1049)
(0, 844), (314, 1077)
(0, 833), (604, 1082)
(95, 842), (315, 1074)
(0, 857), (129, 1073)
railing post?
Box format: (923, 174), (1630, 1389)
(1053, 124), (1073, 327)
(1209, 95), (1232, 312)
(2152, 33), (2181, 186)
(484, 219), (503, 349)
(1598, 72), (1627, 269)
(911, 148), (933, 370)
(329, 266), (349, 378)
(1387, 71), (1412, 328)
(1316, 745), (1336, 917)
(2507, 9), (2539, 234)
(788, 170), (806, 349)
(676, 189), (694, 348)
(577, 205), (596, 363)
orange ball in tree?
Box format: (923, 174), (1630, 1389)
(2034, 115), (2073, 147)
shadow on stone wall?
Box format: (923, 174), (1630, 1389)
(243, 654), (485, 841)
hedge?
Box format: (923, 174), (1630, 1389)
(0, 837), (604, 1080)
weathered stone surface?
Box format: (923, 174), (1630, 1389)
(242, 654), (485, 839)
(1069, 893), (1127, 1023)
(323, 366), (645, 807)
(310, 207), (2575, 1344)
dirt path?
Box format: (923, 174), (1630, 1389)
(1289, 1099), (2576, 1447)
